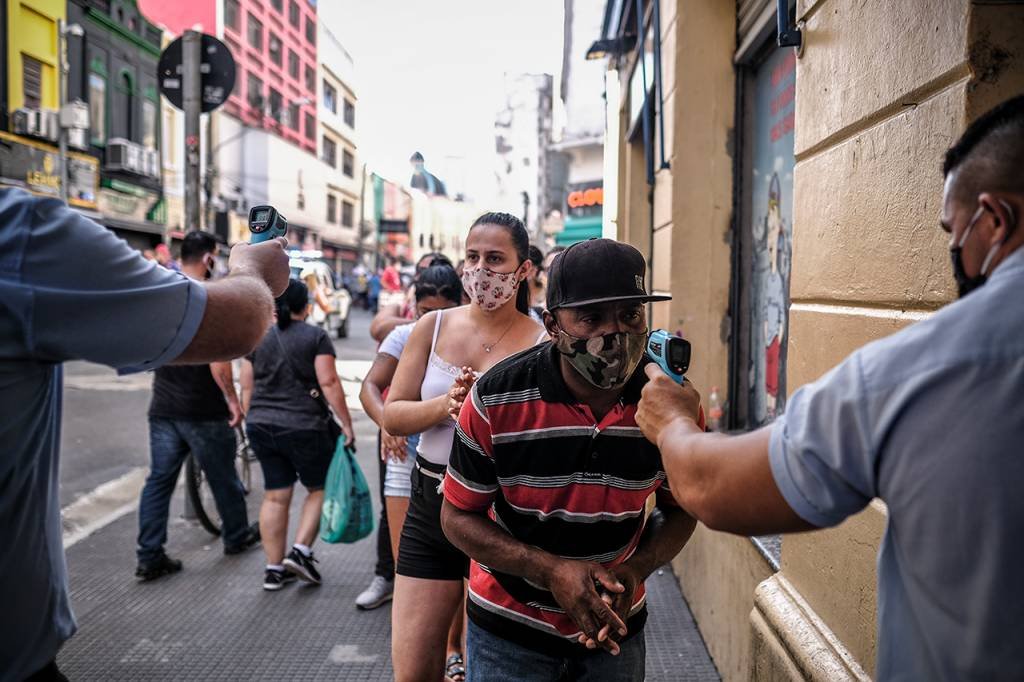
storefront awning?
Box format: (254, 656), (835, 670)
(555, 215), (603, 245)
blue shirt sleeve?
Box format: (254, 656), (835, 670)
(768, 350), (877, 528)
(1, 190), (206, 371)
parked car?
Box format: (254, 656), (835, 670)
(290, 257), (353, 338)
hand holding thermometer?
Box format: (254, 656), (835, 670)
(248, 205), (288, 243)
(646, 329), (692, 384)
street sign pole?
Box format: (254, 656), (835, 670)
(57, 19), (68, 204)
(183, 30), (202, 233)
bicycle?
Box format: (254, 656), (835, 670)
(184, 425), (257, 536)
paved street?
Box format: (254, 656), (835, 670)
(56, 308), (719, 680)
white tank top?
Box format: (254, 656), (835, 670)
(415, 309), (549, 466)
(415, 310), (463, 466)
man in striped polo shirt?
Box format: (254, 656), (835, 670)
(441, 239), (700, 680)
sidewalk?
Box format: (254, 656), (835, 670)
(57, 425), (720, 680)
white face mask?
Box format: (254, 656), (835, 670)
(461, 265), (521, 312)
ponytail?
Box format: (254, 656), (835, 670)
(469, 211), (531, 316)
(275, 279), (309, 330)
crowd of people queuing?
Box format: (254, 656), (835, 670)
(1, 95), (1022, 681)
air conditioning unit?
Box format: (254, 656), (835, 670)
(105, 138), (134, 172)
(59, 101), (90, 130)
(12, 108), (41, 137)
(38, 110), (59, 142)
(143, 149), (159, 178)
(67, 127), (88, 150)
(125, 143), (144, 174)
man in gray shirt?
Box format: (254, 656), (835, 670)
(636, 96), (1024, 680)
(0, 188), (289, 681)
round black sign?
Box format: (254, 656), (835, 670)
(158, 33), (236, 113)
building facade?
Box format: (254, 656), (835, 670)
(599, 0), (1024, 679)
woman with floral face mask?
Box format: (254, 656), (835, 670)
(383, 212), (546, 682)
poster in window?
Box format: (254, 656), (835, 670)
(748, 48), (796, 425)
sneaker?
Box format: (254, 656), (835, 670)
(263, 568), (297, 591)
(355, 575), (394, 610)
(224, 522), (261, 555)
(283, 547), (322, 585)
(135, 553), (183, 582)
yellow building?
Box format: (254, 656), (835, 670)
(600, 0), (1024, 678)
(6, 0), (63, 112)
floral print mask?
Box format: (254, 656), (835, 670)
(462, 266), (521, 312)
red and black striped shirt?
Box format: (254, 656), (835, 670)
(444, 342), (699, 655)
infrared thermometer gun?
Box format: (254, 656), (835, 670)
(248, 205), (288, 243)
(646, 329), (692, 384)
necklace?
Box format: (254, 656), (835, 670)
(479, 318), (516, 353)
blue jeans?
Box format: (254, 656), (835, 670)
(137, 418), (249, 562)
(466, 619), (646, 681)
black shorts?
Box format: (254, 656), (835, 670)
(396, 458), (469, 581)
(247, 423), (334, 490)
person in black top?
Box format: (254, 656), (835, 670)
(241, 279), (356, 591)
(135, 232), (261, 581)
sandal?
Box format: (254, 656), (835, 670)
(445, 652), (466, 682)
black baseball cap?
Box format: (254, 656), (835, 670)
(546, 238), (671, 310)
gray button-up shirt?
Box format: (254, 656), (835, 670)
(770, 246), (1024, 681)
(0, 189), (206, 680)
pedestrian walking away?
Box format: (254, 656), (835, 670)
(241, 279), (356, 591)
(441, 239), (700, 681)
(0, 187), (288, 681)
(383, 212), (547, 682)
(136, 231), (261, 581)
(356, 263), (464, 611)
(633, 95), (1024, 681)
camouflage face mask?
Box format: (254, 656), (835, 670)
(554, 328), (648, 389)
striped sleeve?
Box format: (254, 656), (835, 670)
(444, 383), (499, 512)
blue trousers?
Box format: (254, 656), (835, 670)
(137, 418), (249, 562)
(466, 619), (646, 681)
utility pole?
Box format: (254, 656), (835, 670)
(183, 30), (202, 231)
(204, 112), (216, 231)
(57, 19), (68, 204)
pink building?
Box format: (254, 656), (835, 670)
(139, 0), (318, 155)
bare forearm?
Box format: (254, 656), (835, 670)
(322, 380), (354, 429)
(659, 421), (812, 535)
(382, 395), (449, 436)
(210, 362), (239, 402)
(174, 274), (273, 364)
(623, 507), (696, 580)
(441, 502), (556, 587)
(359, 382), (385, 427)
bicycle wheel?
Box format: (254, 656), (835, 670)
(185, 453), (223, 536)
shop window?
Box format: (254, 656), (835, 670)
(225, 0), (239, 30)
(732, 46), (797, 429)
(341, 200), (354, 227)
(247, 14), (263, 50)
(289, 0), (300, 27)
(22, 55), (43, 108)
(323, 80), (337, 114)
(343, 98), (355, 128)
(342, 149), (354, 178)
(322, 136), (337, 167)
(89, 72), (107, 145)
(327, 194), (337, 223)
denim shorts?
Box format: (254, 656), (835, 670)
(246, 423), (334, 490)
(384, 433), (419, 498)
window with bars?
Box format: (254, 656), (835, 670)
(322, 136), (337, 168)
(327, 194), (337, 223)
(341, 200), (354, 227)
(247, 14), (263, 49)
(343, 98), (355, 128)
(22, 55), (43, 109)
(342, 149), (354, 178)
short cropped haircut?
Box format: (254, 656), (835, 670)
(943, 95), (1024, 203)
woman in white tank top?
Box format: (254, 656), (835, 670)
(383, 213), (548, 682)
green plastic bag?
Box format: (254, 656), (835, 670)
(320, 440), (374, 544)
